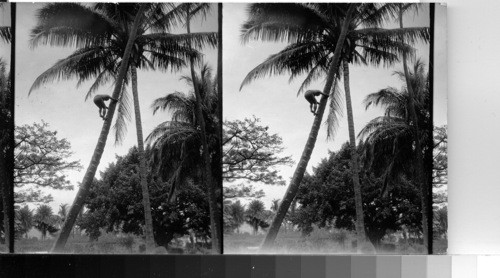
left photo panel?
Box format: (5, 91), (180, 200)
(13, 3), (222, 254)
(0, 2), (14, 253)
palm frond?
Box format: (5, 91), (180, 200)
(30, 3), (116, 48)
(241, 3), (326, 44)
(355, 27), (430, 45)
(325, 77), (344, 140)
(29, 46), (114, 94)
(113, 81), (132, 145)
(140, 32), (217, 50)
(240, 41), (326, 90)
(0, 26), (11, 43)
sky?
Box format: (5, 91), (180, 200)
(14, 3), (218, 212)
(223, 3), (447, 209)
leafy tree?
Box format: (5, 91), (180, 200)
(223, 117), (293, 185)
(80, 147), (211, 248)
(34, 204), (59, 240)
(223, 184), (265, 200)
(293, 143), (421, 246)
(14, 122), (81, 203)
(433, 206), (447, 240)
(433, 125), (447, 205)
(15, 205), (34, 239)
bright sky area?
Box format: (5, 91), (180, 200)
(223, 3), (447, 209)
(14, 3), (218, 212)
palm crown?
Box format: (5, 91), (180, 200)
(29, 3), (217, 142)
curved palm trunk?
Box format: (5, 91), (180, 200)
(187, 11), (222, 254)
(262, 4), (357, 250)
(131, 64), (155, 250)
(342, 61), (375, 253)
(51, 7), (145, 252)
(399, 8), (428, 252)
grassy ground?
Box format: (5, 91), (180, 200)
(12, 233), (149, 254)
(224, 228), (433, 254)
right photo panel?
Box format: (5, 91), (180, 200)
(223, 3), (447, 254)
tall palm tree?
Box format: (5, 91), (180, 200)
(184, 3), (221, 253)
(35, 5), (147, 252)
(16, 205), (33, 239)
(241, 2), (357, 249)
(359, 59), (431, 249)
(34, 204), (57, 240)
(329, 4), (429, 251)
(240, 3), (428, 250)
(29, 3), (216, 252)
(147, 63), (220, 251)
(396, 3), (431, 250)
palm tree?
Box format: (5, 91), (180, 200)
(34, 204), (58, 240)
(396, 3), (431, 250)
(359, 59), (431, 249)
(28, 3), (216, 252)
(226, 200), (245, 234)
(16, 205), (33, 239)
(240, 3), (428, 250)
(245, 200), (266, 235)
(184, 3), (221, 253)
(240, 3), (357, 249)
(146, 63), (220, 250)
(328, 4), (429, 251)
(30, 5), (147, 252)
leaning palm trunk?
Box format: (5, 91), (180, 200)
(262, 4), (357, 250)
(51, 7), (146, 252)
(131, 64), (155, 250)
(187, 11), (221, 253)
(342, 61), (375, 253)
(399, 8), (428, 252)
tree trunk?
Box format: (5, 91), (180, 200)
(399, 8), (428, 253)
(51, 6), (146, 252)
(186, 9), (222, 254)
(131, 64), (155, 251)
(261, 4), (357, 250)
(342, 61), (375, 253)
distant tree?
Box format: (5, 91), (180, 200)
(433, 206), (447, 240)
(223, 117), (293, 185)
(223, 200), (245, 234)
(223, 184), (265, 200)
(34, 204), (59, 240)
(245, 200), (269, 235)
(14, 122), (82, 203)
(433, 125), (447, 205)
(15, 205), (34, 239)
